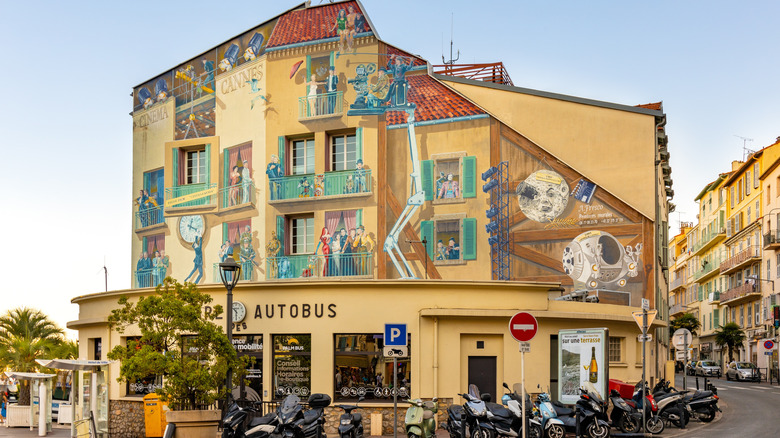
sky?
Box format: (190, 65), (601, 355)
(2, 0), (780, 338)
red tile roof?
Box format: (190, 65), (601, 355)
(636, 102), (662, 111)
(387, 45), (426, 67)
(267, 1), (371, 48)
(386, 75), (485, 125)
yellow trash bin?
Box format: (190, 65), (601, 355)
(143, 393), (169, 437)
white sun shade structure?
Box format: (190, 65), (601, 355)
(4, 371), (56, 436)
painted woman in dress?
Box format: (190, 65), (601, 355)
(307, 74), (324, 116)
(319, 227), (331, 277)
(229, 166), (241, 206)
(332, 9), (348, 53)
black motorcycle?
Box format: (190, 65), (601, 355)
(336, 396), (364, 438)
(653, 379), (719, 423)
(442, 384), (494, 438)
(222, 401), (277, 438)
(485, 383), (541, 438)
(275, 393), (331, 438)
(550, 388), (610, 438)
(608, 389), (663, 434)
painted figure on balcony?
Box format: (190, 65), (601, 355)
(298, 176), (312, 197)
(266, 231), (282, 278)
(152, 251), (163, 286)
(307, 74), (324, 116)
(330, 228), (345, 276)
(342, 228), (356, 276)
(318, 227), (331, 277)
(240, 240), (257, 279)
(354, 159), (366, 193)
(278, 256), (293, 279)
(344, 175), (355, 194)
(387, 55), (413, 106)
(160, 250), (169, 280)
(242, 160), (252, 203)
(136, 252), (151, 287)
(332, 8), (348, 53)
(184, 233), (204, 284)
(136, 189), (150, 227)
(229, 166), (242, 206)
(327, 66), (339, 114)
(219, 240), (234, 263)
(435, 172), (447, 199)
(266, 154), (284, 200)
(353, 225), (374, 275)
(240, 225), (252, 246)
(314, 175), (325, 197)
(439, 173), (460, 199)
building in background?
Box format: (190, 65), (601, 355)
(69, 1), (671, 434)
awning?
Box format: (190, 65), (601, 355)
(35, 359), (112, 371)
(5, 371), (56, 380)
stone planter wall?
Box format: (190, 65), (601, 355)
(108, 399), (145, 438)
(322, 398), (453, 436)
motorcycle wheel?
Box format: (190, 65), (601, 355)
(669, 408), (690, 428)
(408, 434), (420, 438)
(698, 407), (716, 423)
(586, 422), (610, 438)
(645, 417), (664, 434)
(545, 424), (565, 438)
(470, 429), (490, 438)
(528, 424), (543, 438)
(618, 414), (640, 433)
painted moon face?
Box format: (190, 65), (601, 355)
(516, 170), (569, 223)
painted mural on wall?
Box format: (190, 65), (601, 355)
(561, 230), (642, 290)
(332, 4), (367, 54)
(136, 234), (169, 288)
(175, 97), (216, 140)
(347, 54), (416, 116)
(178, 215), (205, 284)
(516, 169), (570, 223)
(134, 73), (174, 112)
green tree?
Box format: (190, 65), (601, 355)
(0, 308), (66, 405)
(714, 322), (746, 363)
(670, 312), (701, 337)
(107, 278), (242, 410)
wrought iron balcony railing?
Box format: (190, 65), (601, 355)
(298, 91), (343, 121)
(268, 169), (372, 202)
(219, 181), (256, 209)
(266, 253), (373, 280)
(135, 205), (165, 230)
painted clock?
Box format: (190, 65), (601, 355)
(178, 215), (205, 243)
(232, 301), (247, 323)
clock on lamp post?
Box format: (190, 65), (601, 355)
(178, 215), (205, 243)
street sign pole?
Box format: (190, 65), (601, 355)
(393, 356), (398, 438)
(509, 312), (538, 438)
(521, 346), (526, 438)
(642, 307), (647, 435)
(683, 332), (688, 393)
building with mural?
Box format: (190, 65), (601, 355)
(69, 1), (673, 433)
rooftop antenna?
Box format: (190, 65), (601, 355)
(734, 135), (754, 161)
(97, 258), (108, 292)
(441, 13), (459, 72)
(675, 211), (687, 234)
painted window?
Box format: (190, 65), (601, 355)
(333, 334), (411, 402)
(273, 334), (311, 399)
(420, 216), (477, 264)
(329, 133), (357, 171)
(421, 155), (477, 202)
(608, 337), (623, 363)
(291, 215), (315, 254)
(143, 168), (165, 207)
(186, 149), (207, 184)
(291, 138), (315, 175)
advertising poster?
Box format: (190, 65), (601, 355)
(558, 328), (609, 404)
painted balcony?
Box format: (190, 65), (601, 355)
(298, 91), (343, 121)
(692, 225), (726, 256)
(219, 181), (256, 211)
(719, 246), (761, 274)
(266, 253), (373, 280)
(268, 170), (372, 204)
(720, 282), (762, 306)
(764, 229), (780, 250)
(133, 269), (167, 289)
(212, 263), (255, 282)
(164, 182), (218, 214)
(670, 275), (686, 292)
(134, 205), (165, 232)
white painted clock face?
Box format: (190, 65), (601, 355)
(232, 301), (247, 323)
(179, 215), (205, 243)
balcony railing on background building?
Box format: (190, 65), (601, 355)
(720, 282), (762, 305)
(693, 255), (721, 282)
(219, 181), (256, 209)
(165, 183), (218, 209)
(692, 225), (726, 255)
(670, 275), (686, 291)
(432, 62), (514, 86)
(719, 246), (761, 273)
(266, 253), (373, 280)
(268, 169), (372, 202)
(135, 205), (165, 230)
(708, 290), (721, 303)
(298, 91), (343, 121)
(764, 229), (780, 249)
(670, 303), (686, 316)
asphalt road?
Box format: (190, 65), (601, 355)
(667, 373), (780, 438)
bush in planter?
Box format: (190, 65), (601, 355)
(108, 278), (244, 410)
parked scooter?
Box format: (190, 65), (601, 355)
(486, 383), (542, 438)
(405, 397), (438, 438)
(445, 384), (493, 438)
(652, 378), (719, 423)
(274, 393), (331, 438)
(609, 388), (663, 434)
(533, 391), (566, 438)
(336, 396), (364, 438)
(222, 401), (277, 438)
(641, 380), (688, 429)
(548, 386), (610, 438)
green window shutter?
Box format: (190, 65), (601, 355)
(142, 237), (148, 256)
(463, 218), (477, 260)
(143, 171), (150, 192)
(306, 55), (312, 94)
(356, 127), (363, 162)
(714, 309), (720, 327)
(421, 160), (434, 201)
(356, 209), (363, 227)
(276, 216), (285, 255)
(172, 148), (179, 187)
(204, 144), (211, 185)
(462, 156), (477, 198)
(224, 150), (230, 187)
(278, 136), (286, 173)
(420, 221), (434, 260)
(222, 222), (228, 243)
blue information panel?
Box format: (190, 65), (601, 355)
(384, 324), (407, 346)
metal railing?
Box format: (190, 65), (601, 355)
(764, 230), (780, 246)
(219, 181), (256, 209)
(432, 62), (514, 86)
(670, 303), (686, 315)
(719, 245), (761, 273)
(135, 205), (165, 230)
(165, 182), (218, 208)
(708, 290), (721, 303)
(298, 91), (343, 120)
(670, 275), (686, 290)
(691, 225), (726, 253)
(692, 256), (721, 282)
(268, 169), (372, 201)
(133, 269), (167, 289)
(720, 282), (761, 304)
(266, 253), (373, 280)
(212, 262), (255, 282)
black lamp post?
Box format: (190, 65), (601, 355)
(219, 257), (241, 408)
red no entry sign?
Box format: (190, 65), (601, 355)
(509, 312), (538, 342)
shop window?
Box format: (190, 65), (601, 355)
(233, 334), (263, 399)
(123, 336), (162, 396)
(421, 154), (477, 203)
(290, 215), (315, 254)
(334, 333), (410, 402)
(608, 337), (623, 363)
(273, 334), (312, 398)
(420, 216), (477, 264)
(329, 133), (358, 171)
(291, 138), (315, 175)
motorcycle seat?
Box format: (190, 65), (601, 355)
(684, 390), (712, 402)
(449, 405), (464, 416)
(652, 392), (677, 402)
(423, 410), (434, 420)
(486, 403), (511, 419)
(249, 412), (276, 427)
(552, 404), (573, 417)
(303, 408), (321, 425)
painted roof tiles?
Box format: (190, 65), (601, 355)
(267, 1), (371, 49)
(386, 75), (485, 125)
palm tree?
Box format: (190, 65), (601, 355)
(0, 308), (66, 405)
(671, 312), (701, 336)
(714, 322), (746, 363)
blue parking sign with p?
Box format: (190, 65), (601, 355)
(385, 324), (407, 346)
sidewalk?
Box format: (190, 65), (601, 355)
(0, 424), (70, 437)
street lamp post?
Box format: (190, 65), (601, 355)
(219, 257), (241, 412)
